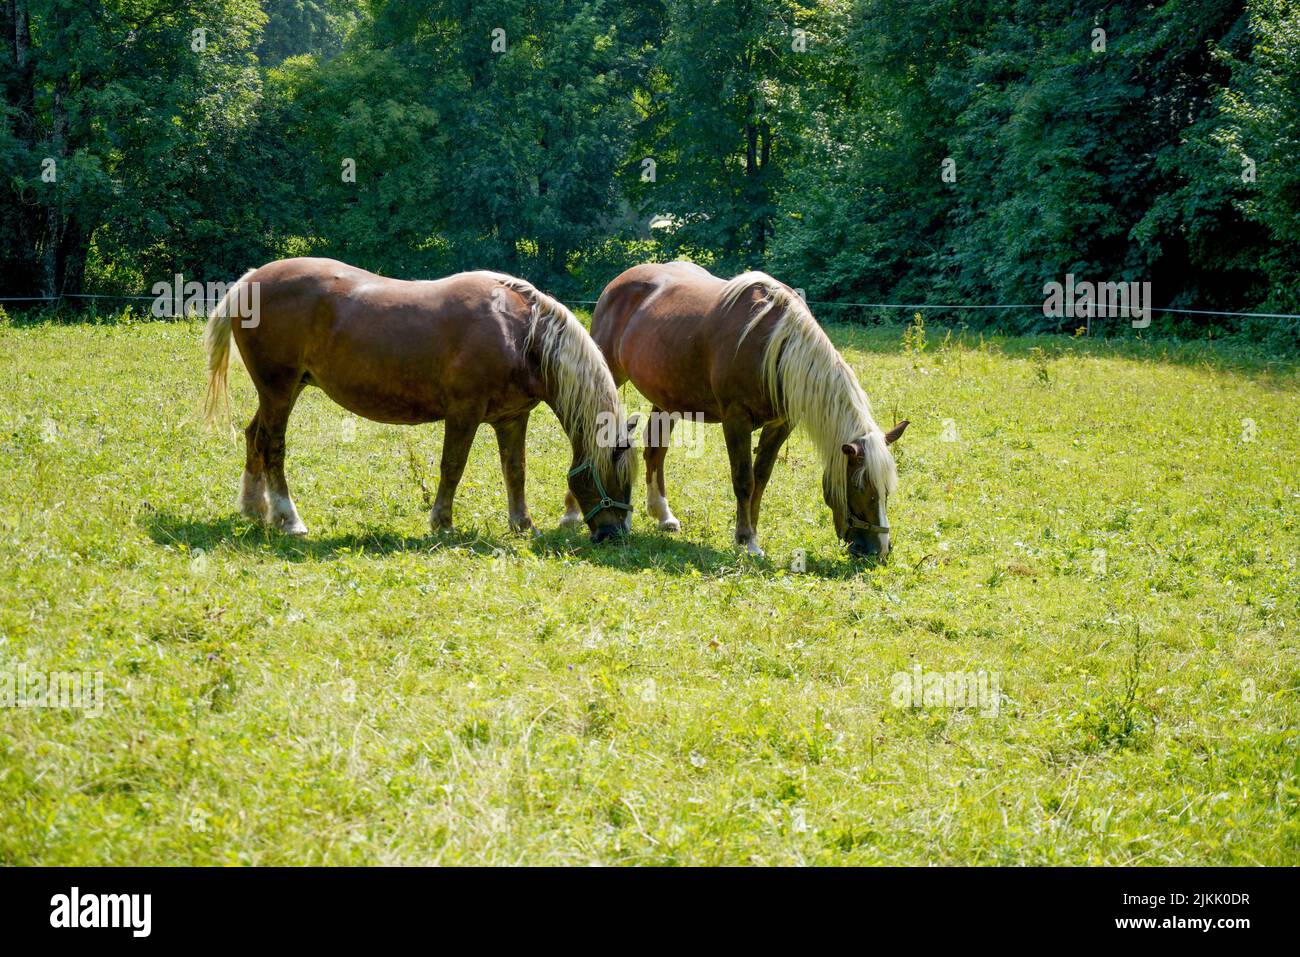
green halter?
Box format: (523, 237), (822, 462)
(568, 461), (632, 522)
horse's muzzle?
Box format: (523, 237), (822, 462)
(848, 532), (889, 562)
(590, 524), (628, 545)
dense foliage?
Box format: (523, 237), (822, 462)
(2, 1), (1297, 341)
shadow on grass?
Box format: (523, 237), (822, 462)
(534, 526), (877, 579)
(142, 510), (873, 578)
(142, 512), (506, 562)
(528, 525), (750, 576)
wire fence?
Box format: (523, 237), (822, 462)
(3, 291), (1299, 322)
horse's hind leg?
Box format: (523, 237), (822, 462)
(722, 411), (762, 556)
(240, 416), (271, 522)
(257, 386), (308, 535)
(644, 407), (680, 532)
(493, 412), (534, 533)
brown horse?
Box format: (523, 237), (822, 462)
(588, 261), (908, 559)
(203, 257), (639, 542)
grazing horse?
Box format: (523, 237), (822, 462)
(588, 261), (908, 559)
(203, 257), (638, 542)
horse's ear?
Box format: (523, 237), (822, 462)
(841, 442), (859, 457)
(885, 420), (910, 445)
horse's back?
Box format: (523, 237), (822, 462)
(594, 262), (761, 418)
(245, 258), (511, 319)
(233, 258), (538, 424)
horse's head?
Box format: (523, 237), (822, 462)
(825, 420), (909, 561)
(570, 414), (639, 544)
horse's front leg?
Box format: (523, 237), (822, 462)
(750, 419), (793, 533)
(431, 414), (479, 533)
(493, 412), (534, 533)
(644, 406), (680, 532)
(560, 490), (583, 527)
(722, 411), (762, 556)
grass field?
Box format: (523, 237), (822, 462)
(1, 313), (1296, 865)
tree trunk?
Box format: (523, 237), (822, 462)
(756, 119), (772, 254)
(40, 80), (69, 298)
(744, 93), (759, 258)
(56, 217), (86, 296)
(3, 0), (46, 297)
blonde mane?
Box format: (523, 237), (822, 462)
(721, 271), (896, 517)
(493, 275), (638, 492)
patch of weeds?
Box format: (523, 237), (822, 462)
(826, 824), (876, 853)
(404, 436), (434, 511)
(932, 327), (962, 370)
(457, 717), (491, 748)
(1072, 625), (1154, 753)
(1028, 346), (1052, 386)
(199, 661), (240, 713)
(799, 711), (833, 765)
(583, 692), (617, 738)
(903, 613), (963, 641)
(901, 312), (927, 367)
(767, 770), (805, 805)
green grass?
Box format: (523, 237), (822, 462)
(0, 315), (1297, 865)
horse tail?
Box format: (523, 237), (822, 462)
(202, 269), (256, 426)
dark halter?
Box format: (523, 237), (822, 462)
(568, 461), (632, 522)
(846, 514), (891, 535)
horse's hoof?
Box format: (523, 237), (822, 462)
(742, 540), (764, 558)
(510, 519), (537, 535)
(559, 512), (583, 528)
(279, 521), (308, 537)
(658, 518), (681, 532)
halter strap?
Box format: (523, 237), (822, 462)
(846, 514), (890, 535)
(567, 461), (632, 523)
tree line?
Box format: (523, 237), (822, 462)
(2, 0), (1297, 343)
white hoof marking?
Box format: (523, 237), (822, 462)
(647, 480), (679, 532)
(269, 493), (307, 536)
(238, 470), (269, 522)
